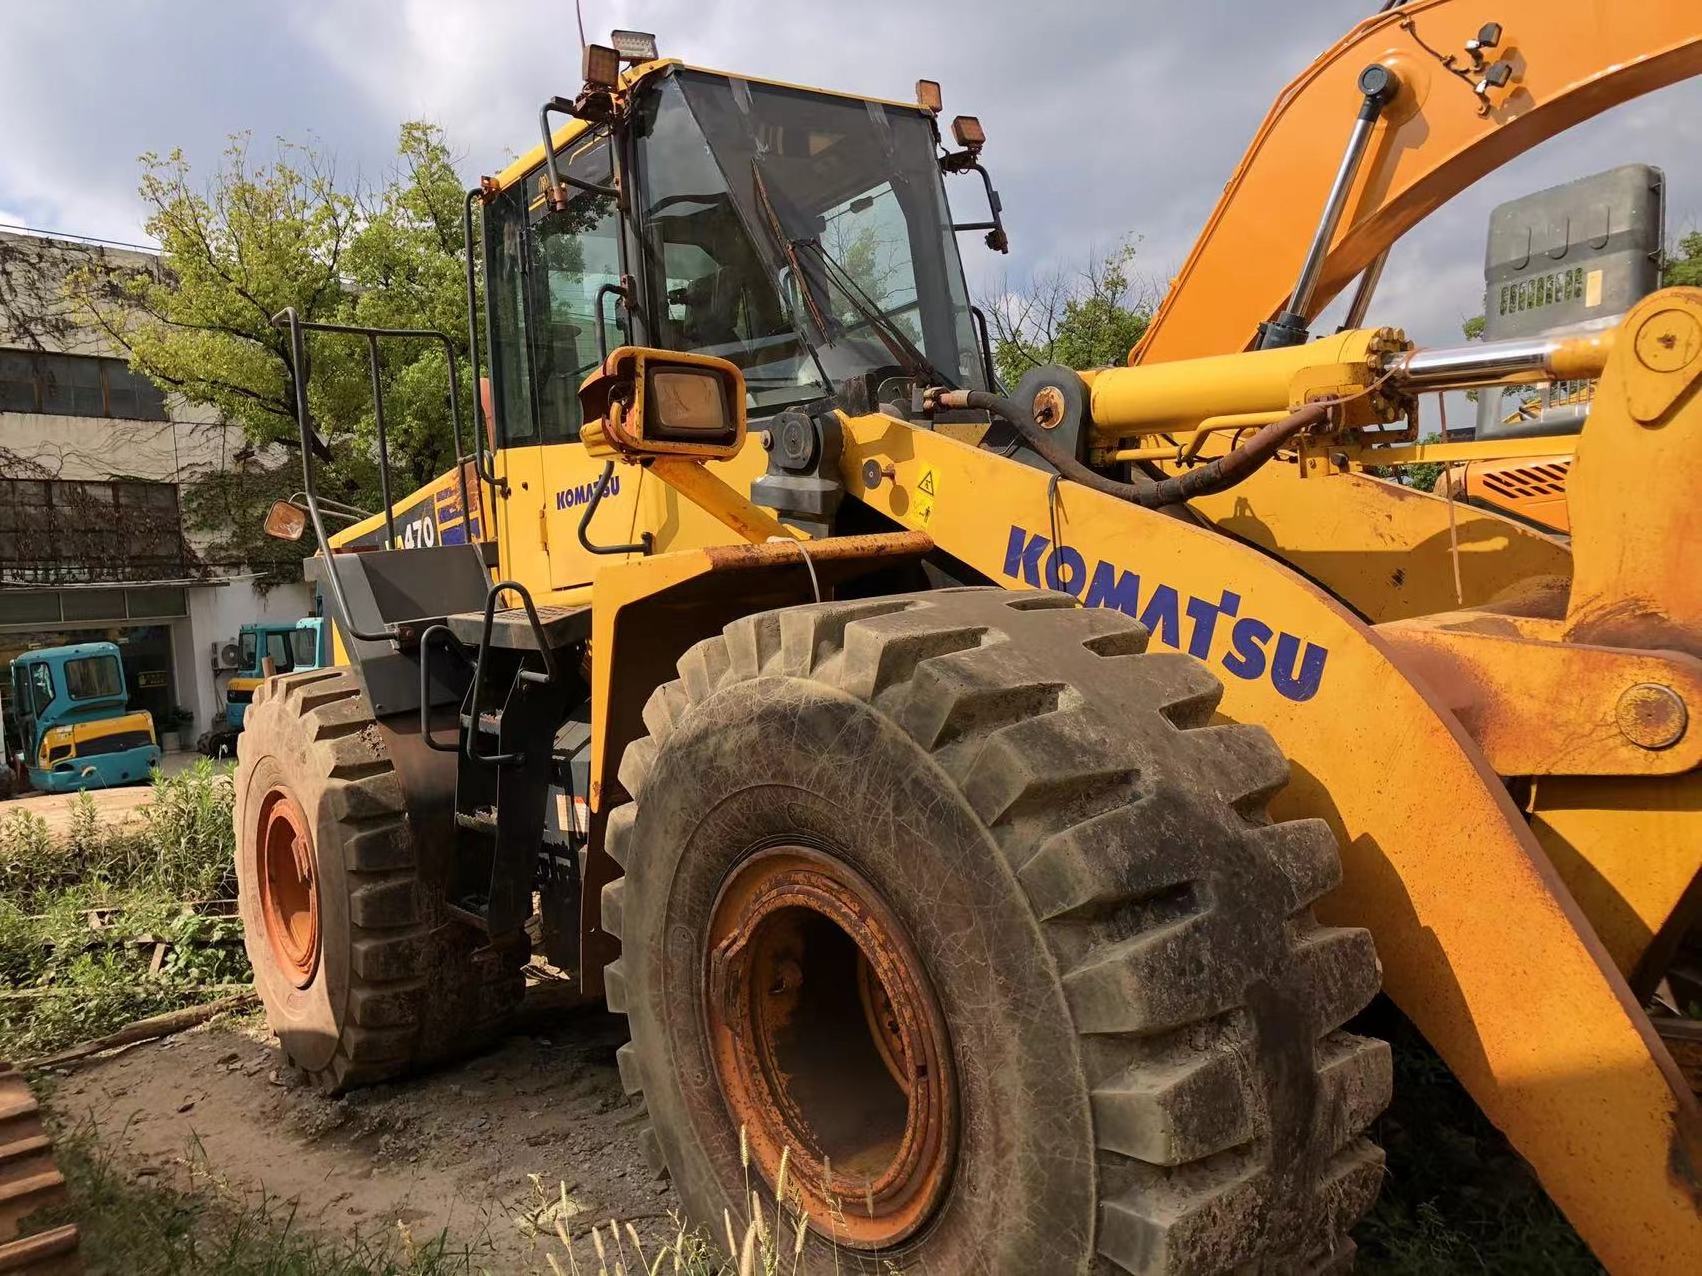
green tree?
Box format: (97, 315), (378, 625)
(985, 238), (1153, 387)
(1662, 230), (1702, 287)
(66, 123), (474, 581)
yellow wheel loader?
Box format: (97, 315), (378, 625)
(235, 3), (1702, 1270)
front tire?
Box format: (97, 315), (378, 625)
(601, 589), (1390, 1274)
(234, 668), (523, 1092)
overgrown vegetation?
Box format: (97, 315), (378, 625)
(0, 761), (246, 1061)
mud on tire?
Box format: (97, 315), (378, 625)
(600, 589), (1390, 1274)
(235, 668), (523, 1092)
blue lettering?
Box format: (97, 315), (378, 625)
(555, 475), (619, 511)
(1002, 525), (1050, 587)
(1185, 589), (1241, 660)
(1000, 525), (1328, 697)
(1138, 585), (1181, 649)
(1221, 617), (1272, 681)
(1270, 633), (1328, 702)
(1045, 545), (1087, 596)
(1083, 561), (1141, 617)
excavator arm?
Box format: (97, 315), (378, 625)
(1134, 0), (1702, 367)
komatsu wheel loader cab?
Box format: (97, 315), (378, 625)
(237, 7), (1702, 1273)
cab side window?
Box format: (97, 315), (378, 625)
(31, 663), (53, 716)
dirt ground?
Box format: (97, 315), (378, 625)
(45, 989), (684, 1270)
(4, 750), (200, 838)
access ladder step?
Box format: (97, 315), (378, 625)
(455, 809), (498, 835)
(460, 711), (504, 737)
(446, 604), (590, 652)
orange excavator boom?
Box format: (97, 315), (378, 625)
(1134, 0), (1702, 366)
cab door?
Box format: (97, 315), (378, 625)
(483, 128), (642, 594)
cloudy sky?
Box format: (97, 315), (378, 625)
(4, 0), (1700, 395)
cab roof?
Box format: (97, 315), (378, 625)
(488, 59), (934, 196)
(16, 641), (121, 665)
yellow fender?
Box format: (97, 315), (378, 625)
(835, 413), (1702, 1273)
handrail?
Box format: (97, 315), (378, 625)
(271, 308), (476, 644)
(465, 579), (560, 767)
(576, 460), (652, 557)
(418, 622), (470, 753)
(462, 187), (505, 496)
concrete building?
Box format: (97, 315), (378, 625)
(0, 228), (312, 752)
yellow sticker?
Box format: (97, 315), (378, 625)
(914, 468), (938, 525)
(1585, 268), (1604, 308)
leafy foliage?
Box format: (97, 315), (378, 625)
(984, 238), (1154, 387)
(1662, 230), (1702, 288)
(64, 124), (475, 582)
(0, 761), (242, 1059)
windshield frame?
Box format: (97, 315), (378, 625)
(637, 67), (987, 407)
(482, 65), (987, 440)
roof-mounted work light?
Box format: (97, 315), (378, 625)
(583, 43), (621, 89)
(610, 30), (659, 63)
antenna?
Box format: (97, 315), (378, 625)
(575, 0), (588, 56)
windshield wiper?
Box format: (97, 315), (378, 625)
(789, 236), (953, 389)
(748, 159), (951, 390)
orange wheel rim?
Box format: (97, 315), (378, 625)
(255, 788), (320, 988)
(705, 846), (955, 1250)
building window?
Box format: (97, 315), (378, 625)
(0, 350), (168, 421)
(0, 479), (189, 583)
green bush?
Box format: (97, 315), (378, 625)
(139, 759), (238, 899)
(0, 761), (245, 1061)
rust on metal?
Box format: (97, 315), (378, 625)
(1617, 683), (1690, 751)
(255, 788), (321, 989)
(1377, 617), (1702, 777)
(700, 530), (931, 572)
(704, 847), (954, 1250)
(1031, 384), (1066, 429)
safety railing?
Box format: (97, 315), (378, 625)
(272, 307), (484, 643)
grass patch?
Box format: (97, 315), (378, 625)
(1356, 1005), (1601, 1274)
(37, 1118), (477, 1276)
(0, 761), (248, 1061)
(38, 1119), (758, 1276)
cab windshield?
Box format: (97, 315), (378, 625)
(636, 70), (986, 407)
(483, 67), (986, 444)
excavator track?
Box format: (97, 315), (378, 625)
(0, 1065), (80, 1275)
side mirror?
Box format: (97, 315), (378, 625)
(578, 347), (747, 462)
(263, 499), (308, 541)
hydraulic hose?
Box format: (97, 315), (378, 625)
(934, 389), (1329, 508)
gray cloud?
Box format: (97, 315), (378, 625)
(4, 0), (1699, 394)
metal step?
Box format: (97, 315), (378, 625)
(445, 603), (590, 652)
(455, 809), (498, 835)
(460, 710), (504, 736)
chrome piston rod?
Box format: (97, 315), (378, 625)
(1391, 332), (1613, 394)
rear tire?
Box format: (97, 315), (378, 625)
(601, 589), (1390, 1274)
(234, 667), (524, 1092)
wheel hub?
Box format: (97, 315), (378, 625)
(705, 846), (955, 1250)
(255, 787), (320, 988)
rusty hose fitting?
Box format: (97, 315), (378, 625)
(934, 388), (1328, 507)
